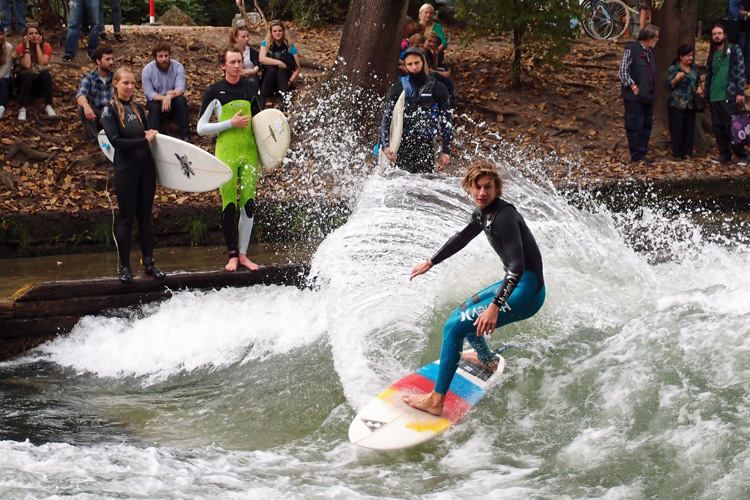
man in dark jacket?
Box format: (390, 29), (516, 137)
(705, 23), (747, 165)
(380, 47), (453, 174)
(619, 24), (660, 163)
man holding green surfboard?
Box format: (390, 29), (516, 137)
(198, 46), (262, 271)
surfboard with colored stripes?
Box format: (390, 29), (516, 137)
(348, 348), (507, 450)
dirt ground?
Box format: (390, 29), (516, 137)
(1, 23), (749, 219)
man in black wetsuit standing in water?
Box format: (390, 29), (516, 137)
(403, 161), (546, 416)
(380, 47), (453, 173)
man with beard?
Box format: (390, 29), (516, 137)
(380, 47), (453, 174)
(706, 24), (747, 165)
(76, 45), (114, 144)
(197, 46), (262, 272)
(618, 24), (660, 164)
(142, 42), (192, 143)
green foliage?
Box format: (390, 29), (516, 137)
(698, 0), (727, 25)
(115, 0), (209, 25)
(455, 0), (579, 88)
(266, 0), (350, 26)
(187, 217), (208, 246)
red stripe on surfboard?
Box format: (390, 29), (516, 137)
(391, 374), (473, 424)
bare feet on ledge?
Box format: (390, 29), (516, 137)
(401, 391), (446, 416)
(461, 351), (499, 372)
(239, 254), (259, 271)
(225, 256), (239, 271)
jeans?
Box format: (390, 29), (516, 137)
(710, 100), (747, 160)
(0, 0), (25, 32)
(17, 70), (53, 107)
(98, 0), (121, 34)
(0, 76), (12, 106)
(146, 96), (191, 140)
(65, 0), (100, 59)
(667, 105), (697, 159)
(77, 105), (103, 142)
(623, 99), (653, 161)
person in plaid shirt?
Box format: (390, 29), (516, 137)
(76, 45), (115, 144)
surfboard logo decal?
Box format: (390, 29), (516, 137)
(175, 153), (196, 178)
(267, 124), (277, 143)
(361, 418), (387, 433)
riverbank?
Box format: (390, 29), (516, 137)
(1, 25), (749, 258)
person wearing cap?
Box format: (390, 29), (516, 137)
(380, 46), (453, 173)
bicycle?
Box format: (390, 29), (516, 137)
(580, 0), (635, 40)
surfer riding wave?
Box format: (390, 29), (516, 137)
(404, 161), (545, 415)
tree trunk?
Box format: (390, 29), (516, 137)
(334, 0), (409, 98)
(652, 0), (698, 136)
(511, 25), (523, 89)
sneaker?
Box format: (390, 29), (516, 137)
(114, 33), (123, 42)
(17, 108), (26, 121)
(62, 55), (72, 62)
(3, 28), (12, 36)
(0, 105), (5, 119)
(711, 156), (731, 164)
(738, 157), (748, 166)
(99, 32), (109, 40)
(45, 105), (57, 118)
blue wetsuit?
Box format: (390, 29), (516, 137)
(430, 197), (545, 395)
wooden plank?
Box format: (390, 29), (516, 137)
(14, 263), (310, 302)
(0, 300), (14, 319)
(13, 291), (172, 319)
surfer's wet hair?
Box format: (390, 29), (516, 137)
(461, 161), (503, 196)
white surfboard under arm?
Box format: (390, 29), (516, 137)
(197, 99), (234, 136)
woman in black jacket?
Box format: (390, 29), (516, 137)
(101, 67), (165, 283)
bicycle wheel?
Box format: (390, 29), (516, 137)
(601, 0), (630, 39)
(581, 0), (613, 40)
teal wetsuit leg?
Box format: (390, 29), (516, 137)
(433, 271), (545, 395)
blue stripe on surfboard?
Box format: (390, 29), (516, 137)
(415, 362), (486, 406)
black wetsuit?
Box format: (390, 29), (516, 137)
(101, 99), (157, 268)
(430, 197), (546, 394)
(380, 71), (453, 173)
(260, 41), (297, 107)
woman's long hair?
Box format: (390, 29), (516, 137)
(264, 19), (291, 49)
(110, 67), (145, 130)
(229, 25), (250, 47)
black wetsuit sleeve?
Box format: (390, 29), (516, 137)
(430, 220), (483, 265)
(434, 82), (453, 154)
(379, 83), (402, 148)
(101, 104), (148, 151)
(248, 79), (262, 114)
(490, 208), (526, 308)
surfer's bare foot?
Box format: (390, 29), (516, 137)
(402, 391), (445, 416)
(239, 254), (259, 271)
(225, 257), (239, 271)
(461, 351), (498, 371)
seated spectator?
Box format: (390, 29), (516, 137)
(424, 31), (464, 104)
(76, 45), (114, 144)
(401, 15), (417, 51)
(15, 23), (57, 121)
(259, 19), (300, 110)
(418, 3), (447, 65)
(0, 29), (12, 119)
(229, 25), (260, 85)
(399, 33), (426, 75)
(141, 42), (191, 142)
